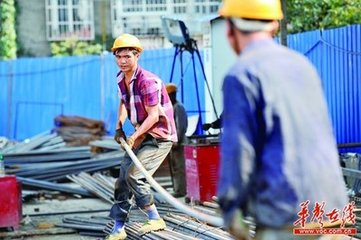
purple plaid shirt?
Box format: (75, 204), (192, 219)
(117, 66), (177, 142)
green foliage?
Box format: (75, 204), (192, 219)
(51, 37), (103, 56)
(287, 0), (361, 33)
(94, 34), (114, 52)
(0, 0), (17, 60)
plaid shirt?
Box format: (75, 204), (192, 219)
(117, 66), (177, 142)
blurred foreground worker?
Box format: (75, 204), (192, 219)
(217, 0), (348, 239)
(108, 33), (177, 240)
(165, 83), (188, 197)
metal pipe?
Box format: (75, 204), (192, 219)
(56, 223), (104, 231)
(164, 215), (232, 240)
(119, 138), (224, 227)
(132, 223), (164, 240)
(342, 167), (361, 179)
(17, 176), (92, 196)
(25, 208), (109, 217)
(163, 228), (198, 240)
(338, 142), (361, 148)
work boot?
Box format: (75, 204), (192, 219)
(138, 218), (166, 235)
(105, 228), (127, 240)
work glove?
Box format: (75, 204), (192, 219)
(114, 126), (126, 144)
(202, 123), (212, 131)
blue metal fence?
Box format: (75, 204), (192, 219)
(287, 24), (361, 146)
(0, 24), (360, 144)
(0, 48), (206, 140)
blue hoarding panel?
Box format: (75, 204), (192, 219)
(0, 48), (205, 140)
(0, 25), (359, 144)
(287, 25), (361, 146)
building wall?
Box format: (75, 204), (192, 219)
(16, 0), (215, 57)
(17, 0), (50, 56)
(18, 0), (106, 56)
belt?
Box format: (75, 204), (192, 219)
(144, 134), (171, 143)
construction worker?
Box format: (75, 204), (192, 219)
(166, 83), (188, 197)
(108, 33), (177, 240)
(217, 0), (349, 239)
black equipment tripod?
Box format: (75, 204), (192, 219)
(163, 17), (219, 134)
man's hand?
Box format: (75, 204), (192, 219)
(126, 134), (146, 150)
(126, 136), (135, 149)
(228, 210), (250, 240)
(114, 128), (126, 144)
(202, 123), (212, 131)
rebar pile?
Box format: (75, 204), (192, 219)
(67, 172), (174, 204)
(67, 172), (116, 203)
(58, 204), (235, 240)
(1, 131), (66, 154)
(0, 133), (125, 200)
(5, 149), (123, 181)
(54, 115), (107, 146)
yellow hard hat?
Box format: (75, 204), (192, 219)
(219, 0), (283, 20)
(166, 83), (177, 94)
(111, 33), (143, 53)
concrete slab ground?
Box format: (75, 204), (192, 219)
(1, 198), (112, 240)
(23, 198), (111, 216)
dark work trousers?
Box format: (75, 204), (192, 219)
(169, 144), (186, 197)
(109, 136), (172, 221)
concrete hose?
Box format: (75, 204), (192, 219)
(119, 138), (224, 227)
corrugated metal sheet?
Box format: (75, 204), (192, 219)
(288, 24), (361, 145)
(0, 61), (11, 138)
(0, 48), (205, 140)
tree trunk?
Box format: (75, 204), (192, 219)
(280, 0), (288, 46)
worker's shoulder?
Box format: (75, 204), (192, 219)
(136, 67), (162, 83)
(226, 43), (317, 86)
(174, 101), (186, 110)
(277, 44), (312, 63)
(241, 43), (306, 62)
(233, 43), (314, 72)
